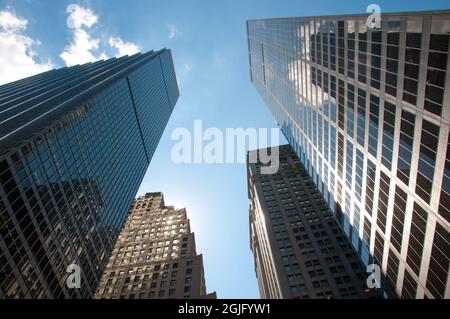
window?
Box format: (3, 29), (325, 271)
(365, 160), (376, 215)
(373, 231), (384, 267)
(403, 24), (421, 105)
(428, 52), (447, 70)
(347, 84), (355, 138)
(439, 132), (450, 224)
(368, 95), (379, 158)
(430, 31), (450, 53)
(377, 171), (390, 234)
(337, 133), (344, 179)
(391, 186), (407, 252)
(416, 120), (440, 203)
(424, 29), (449, 116)
(402, 271), (417, 299)
(426, 223), (450, 298)
(354, 150), (364, 202)
(345, 141), (353, 189)
(385, 251), (400, 298)
(407, 203), (428, 276)
(397, 110), (415, 185)
(371, 28), (382, 89)
(356, 89), (366, 147)
(358, 22), (368, 83)
(338, 80), (345, 130)
(330, 98), (337, 123)
(290, 286), (301, 295)
(352, 204), (361, 250)
(337, 20), (345, 74)
(381, 101), (396, 170)
(330, 126), (336, 168)
(323, 121), (329, 162)
(385, 21), (400, 96)
(347, 21), (356, 79)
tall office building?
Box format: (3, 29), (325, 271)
(0, 49), (179, 298)
(248, 144), (374, 299)
(95, 192), (216, 299)
(247, 11), (450, 298)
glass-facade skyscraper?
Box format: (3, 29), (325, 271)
(247, 11), (450, 298)
(0, 49), (179, 298)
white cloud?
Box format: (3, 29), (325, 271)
(0, 10), (27, 31)
(98, 52), (109, 60)
(176, 62), (192, 87)
(212, 53), (226, 71)
(60, 4), (140, 66)
(59, 4), (100, 66)
(168, 24), (179, 40)
(108, 37), (139, 57)
(0, 10), (52, 85)
(65, 3), (98, 29)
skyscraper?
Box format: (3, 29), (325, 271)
(247, 11), (450, 298)
(248, 144), (375, 299)
(0, 49), (179, 298)
(95, 192), (216, 299)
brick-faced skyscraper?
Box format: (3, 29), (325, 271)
(0, 49), (179, 298)
(248, 145), (376, 299)
(95, 192), (216, 299)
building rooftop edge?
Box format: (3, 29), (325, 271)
(246, 8), (450, 23)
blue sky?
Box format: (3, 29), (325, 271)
(1, 0), (449, 299)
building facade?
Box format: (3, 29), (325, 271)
(95, 192), (216, 299)
(247, 11), (450, 298)
(0, 50), (179, 298)
(248, 145), (375, 299)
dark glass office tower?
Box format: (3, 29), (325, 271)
(247, 11), (450, 298)
(248, 145), (375, 299)
(0, 49), (179, 298)
(95, 192), (216, 299)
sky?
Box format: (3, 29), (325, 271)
(0, 0), (449, 299)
